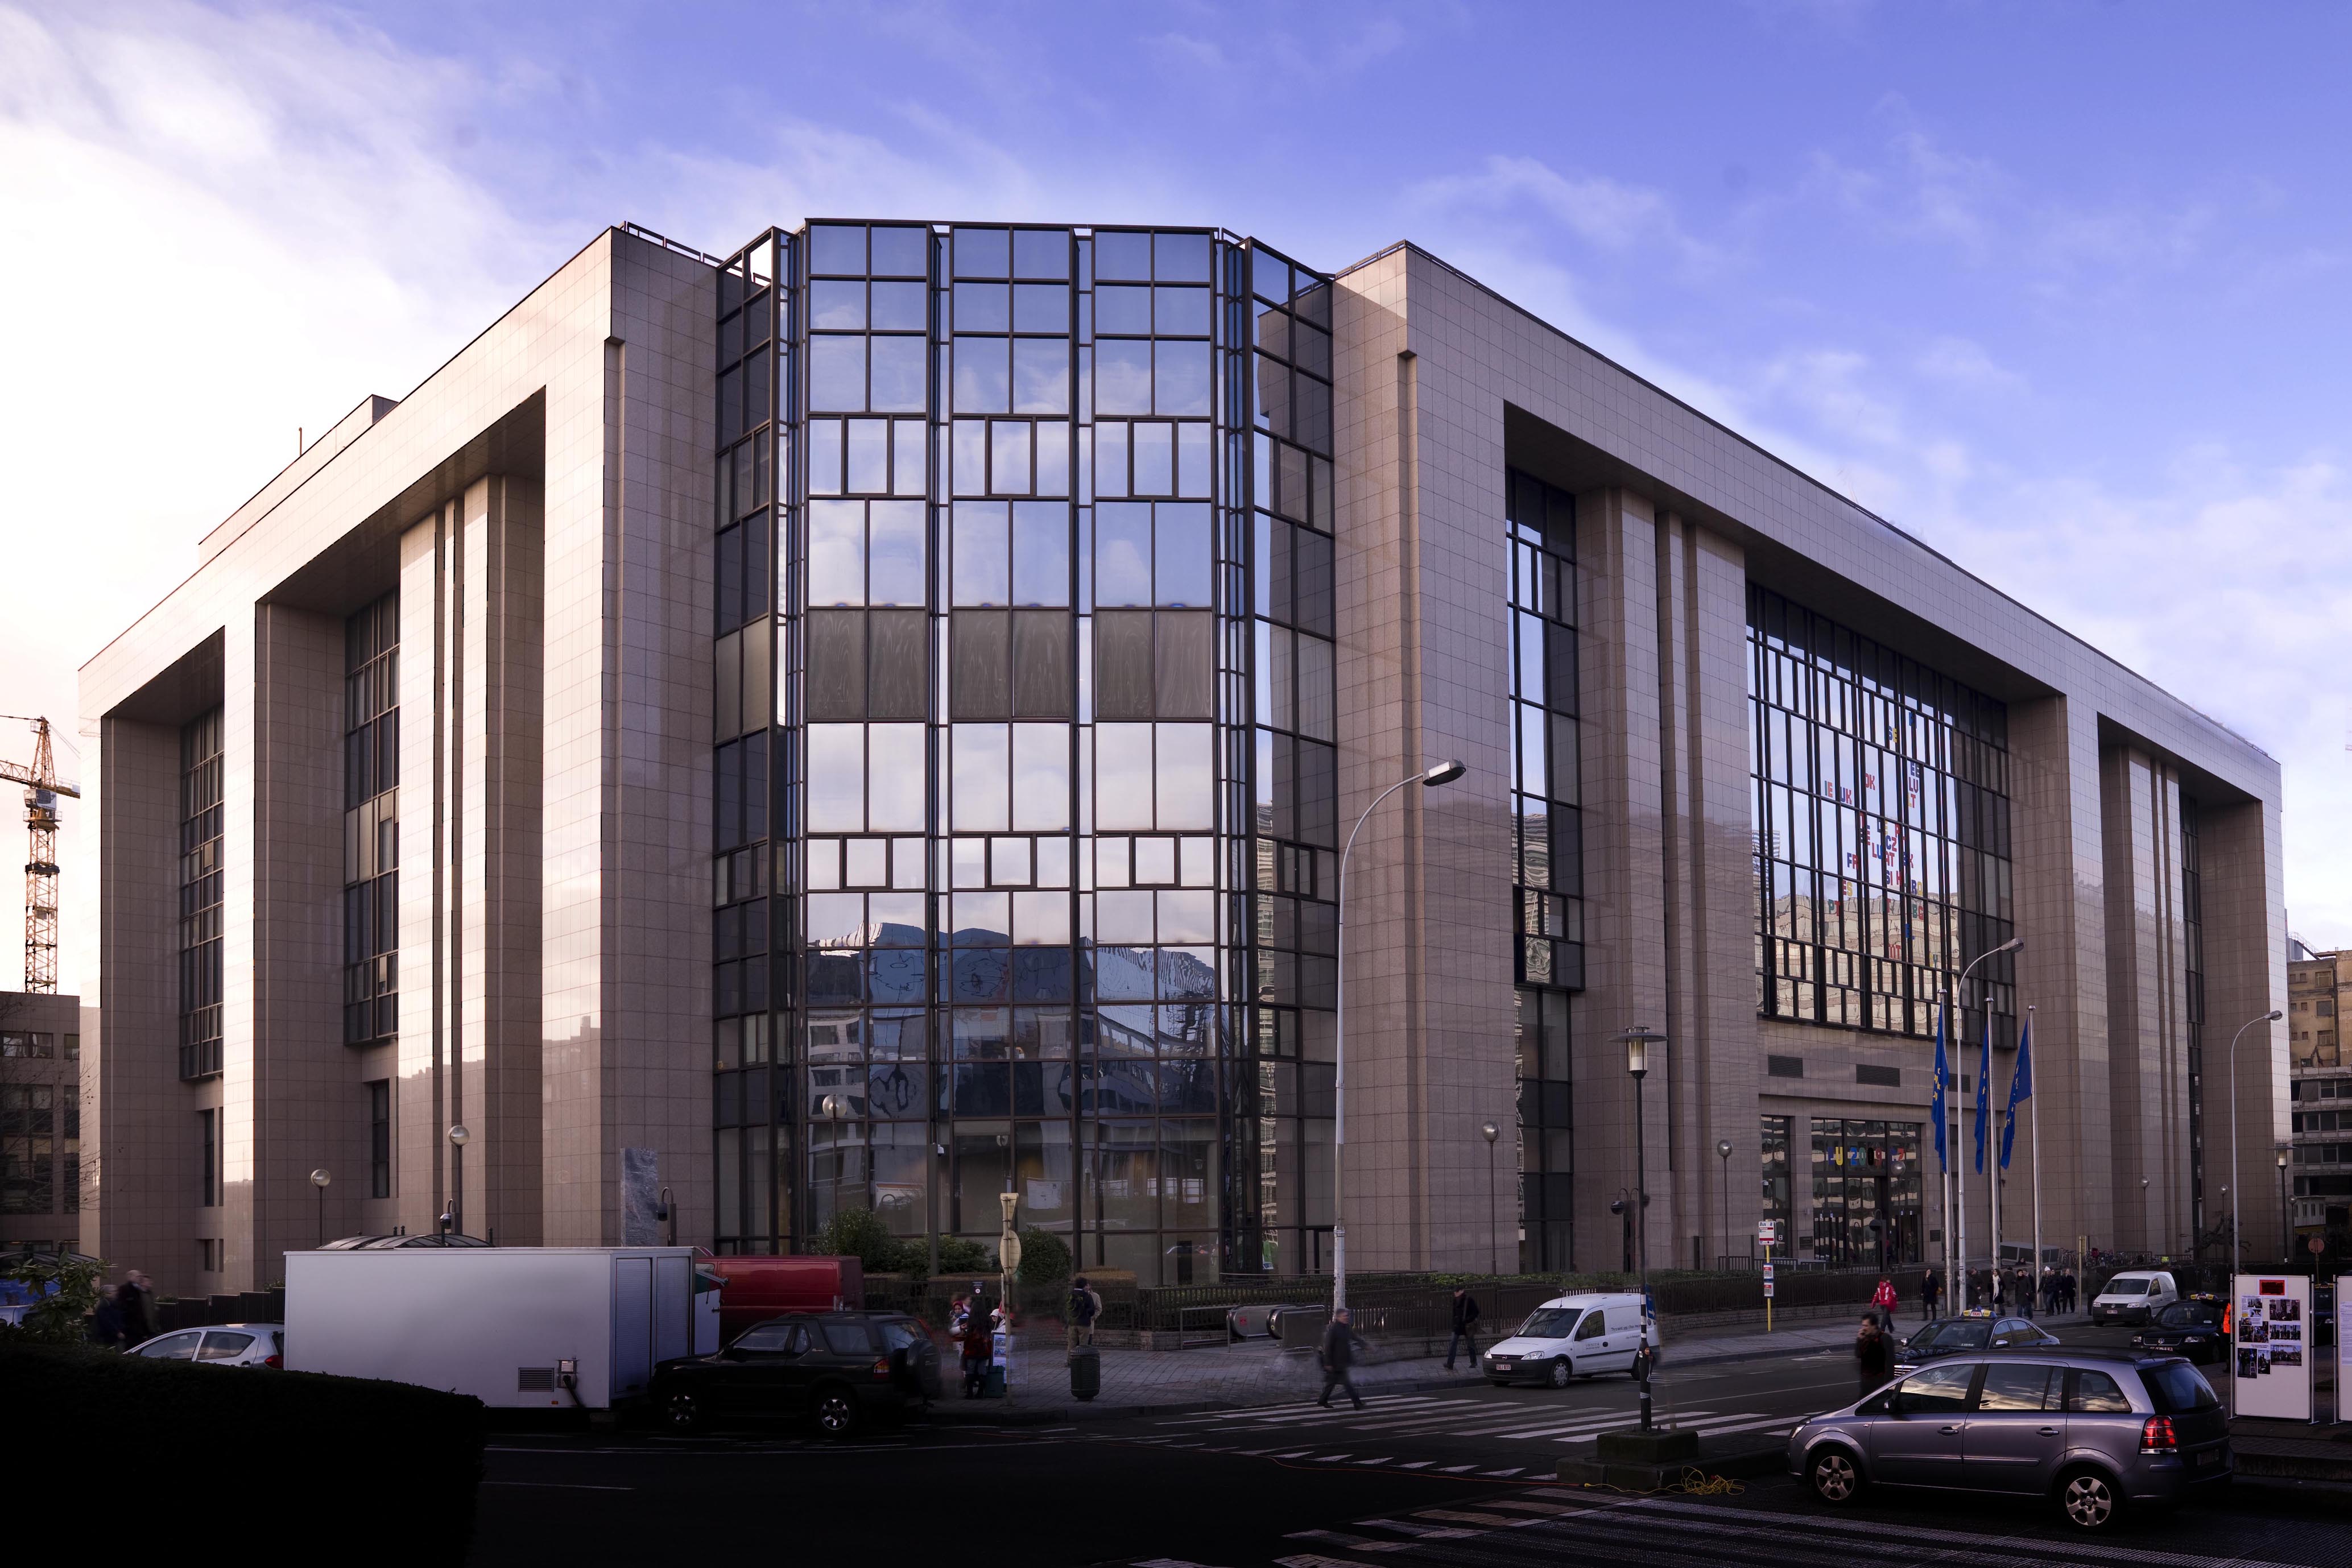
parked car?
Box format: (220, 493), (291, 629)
(1891, 1317), (2060, 1377)
(2132, 1298), (2227, 1366)
(652, 1310), (940, 1437)
(1482, 1292), (1657, 1388)
(2089, 1271), (2179, 1327)
(127, 1323), (284, 1368)
(1789, 1347), (2230, 1532)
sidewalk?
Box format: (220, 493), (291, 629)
(935, 1309), (2094, 1424)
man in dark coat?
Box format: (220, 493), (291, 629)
(1854, 1314), (1892, 1400)
(1443, 1286), (1482, 1371)
(1317, 1307), (1366, 1409)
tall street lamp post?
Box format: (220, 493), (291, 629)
(1333, 760), (1465, 1312)
(2277, 1151), (2291, 1262)
(1618, 1024), (1663, 1432)
(1716, 1138), (1733, 1271)
(1947, 936), (2024, 1295)
(2226, 1007), (2283, 1404)
(309, 1168), (332, 1248)
(1481, 1122), (1502, 1275)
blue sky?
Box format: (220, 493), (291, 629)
(4, 1), (2350, 986)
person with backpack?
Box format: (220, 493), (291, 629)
(1065, 1274), (1101, 1352)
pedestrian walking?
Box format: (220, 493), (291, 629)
(958, 1298), (993, 1397)
(1317, 1306), (1366, 1410)
(1442, 1285), (1482, 1371)
(1065, 1275), (1101, 1353)
(113, 1271), (157, 1346)
(1921, 1265), (1942, 1321)
(1854, 1314), (1892, 1400)
(1871, 1276), (1898, 1333)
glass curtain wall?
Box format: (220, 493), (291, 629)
(1808, 1117), (1923, 1266)
(342, 591), (399, 1045)
(179, 709), (224, 1081)
(1747, 586), (2017, 1051)
(725, 221), (1326, 1281)
(1506, 470), (1582, 1269)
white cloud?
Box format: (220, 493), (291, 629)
(1408, 155), (1729, 277)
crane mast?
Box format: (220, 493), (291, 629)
(0, 717), (80, 993)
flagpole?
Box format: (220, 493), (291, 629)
(2029, 1005), (2042, 1316)
(1952, 977), (1966, 1303)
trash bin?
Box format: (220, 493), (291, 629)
(982, 1363), (1006, 1398)
(1069, 1343), (1101, 1401)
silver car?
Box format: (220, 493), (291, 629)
(1788, 1347), (2230, 1532)
(126, 1323), (284, 1368)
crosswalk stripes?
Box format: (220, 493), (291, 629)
(1158, 1392), (1792, 1447)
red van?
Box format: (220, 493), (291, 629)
(704, 1255), (866, 1340)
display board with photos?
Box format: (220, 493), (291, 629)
(2232, 1273), (2313, 1421)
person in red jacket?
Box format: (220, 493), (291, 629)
(1871, 1276), (1898, 1331)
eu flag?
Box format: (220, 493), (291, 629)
(1973, 1016), (1992, 1176)
(1931, 1004), (1949, 1172)
(2000, 1017), (2033, 1169)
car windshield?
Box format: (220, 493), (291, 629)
(1518, 1309), (1580, 1339)
(2142, 1360), (2221, 1413)
(2155, 1302), (2219, 1329)
(1908, 1320), (1991, 1352)
(2103, 1279), (2148, 1295)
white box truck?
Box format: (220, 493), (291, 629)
(285, 1246), (715, 1409)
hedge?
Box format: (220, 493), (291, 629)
(6, 1342), (485, 1559)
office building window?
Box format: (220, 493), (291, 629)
(1515, 987), (1573, 1269)
(1506, 470), (1582, 990)
(368, 1080), (392, 1199)
(179, 709), (224, 1080)
(1760, 1114), (1793, 1238)
(1807, 1118), (1922, 1266)
(199, 1107), (222, 1207)
(1, 1084), (55, 1214)
(1748, 587), (2017, 1048)
(344, 592), (399, 1044)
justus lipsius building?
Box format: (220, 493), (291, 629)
(78, 220), (2287, 1297)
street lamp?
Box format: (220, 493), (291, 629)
(1617, 1024), (1664, 1432)
(2227, 1010), (2283, 1346)
(1480, 1122), (1502, 1275)
(1333, 759), (1466, 1312)
(309, 1168), (332, 1248)
(1716, 1138), (1733, 1271)
(1948, 936), (2024, 1293)
(447, 1125), (470, 1236)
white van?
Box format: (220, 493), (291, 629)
(1481, 1292), (1658, 1388)
(2088, 1269), (2179, 1327)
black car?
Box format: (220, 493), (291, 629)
(2132, 1298), (2226, 1366)
(1890, 1316), (2061, 1377)
(652, 1310), (942, 1437)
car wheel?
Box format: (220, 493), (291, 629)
(1807, 1446), (1863, 1505)
(663, 1391), (703, 1433)
(812, 1386), (862, 1440)
(1548, 1358), (1573, 1389)
(2057, 1467), (2124, 1532)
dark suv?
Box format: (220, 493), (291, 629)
(651, 1310), (941, 1437)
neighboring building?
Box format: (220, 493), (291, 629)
(78, 220), (2287, 1297)
(1, 990), (83, 1256)
(2288, 946), (2349, 1244)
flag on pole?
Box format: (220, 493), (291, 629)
(1931, 1003), (1950, 1172)
(1973, 1016), (1992, 1175)
(2000, 1016), (2033, 1169)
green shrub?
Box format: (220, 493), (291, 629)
(5, 1342), (483, 1558)
(810, 1207), (995, 1279)
(0, 1251), (106, 1344)
(1016, 1226), (1072, 1286)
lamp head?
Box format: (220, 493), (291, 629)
(2000, 936), (2026, 955)
(1421, 759), (1466, 788)
(2268, 1010), (2284, 1021)
(447, 1124), (470, 1148)
(310, 1168), (331, 1189)
(1480, 1121), (1499, 1143)
(1717, 1139), (1733, 1160)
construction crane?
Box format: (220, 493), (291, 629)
(0, 717), (79, 993)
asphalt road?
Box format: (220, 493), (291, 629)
(472, 1317), (2341, 1565)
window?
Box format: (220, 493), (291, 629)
(2066, 1369), (2132, 1414)
(199, 1108), (222, 1207)
(820, 1321), (874, 1354)
(1505, 471), (1582, 991)
(0, 1084), (55, 1214)
(1894, 1363), (1977, 1413)
(179, 709), (225, 1079)
(1975, 1363), (2058, 1411)
(342, 598), (402, 1050)
(2141, 1362), (2219, 1413)
(369, 1081), (392, 1199)
(1748, 585), (2015, 1046)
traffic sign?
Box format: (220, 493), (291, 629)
(1757, 1219), (1779, 1245)
(1762, 1263), (1775, 1281)
(1763, 1281), (1775, 1298)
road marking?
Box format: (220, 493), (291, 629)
(1354, 1519), (1482, 1540)
(1478, 1467), (1524, 1477)
(1688, 1414), (1797, 1437)
(1395, 1460), (1432, 1469)
(1282, 1531), (1415, 1554)
(1275, 1554), (1392, 1568)
(1435, 1464), (1476, 1472)
(1354, 1455), (1392, 1465)
(1485, 1408), (1721, 1440)
(1475, 1497), (1581, 1515)
(1307, 1453), (1351, 1462)
(1413, 1508), (1530, 1526)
